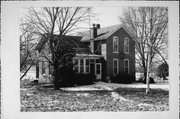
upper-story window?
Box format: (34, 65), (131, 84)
(113, 36), (119, 53)
(124, 37), (129, 54)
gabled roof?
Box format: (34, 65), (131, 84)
(35, 35), (87, 52)
(78, 24), (133, 42)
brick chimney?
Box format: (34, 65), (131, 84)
(91, 24), (100, 53)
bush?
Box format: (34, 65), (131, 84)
(58, 66), (96, 87)
(73, 73), (95, 86)
(111, 73), (134, 84)
(156, 63), (169, 80)
(142, 77), (155, 84)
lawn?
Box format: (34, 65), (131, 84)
(21, 84), (169, 112)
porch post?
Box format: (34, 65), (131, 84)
(84, 58), (86, 73)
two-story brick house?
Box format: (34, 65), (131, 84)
(74, 24), (135, 81)
(33, 24), (135, 83)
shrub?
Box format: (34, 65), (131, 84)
(58, 64), (96, 87)
(73, 73), (95, 86)
(111, 73), (134, 84)
(142, 77), (155, 84)
(156, 63), (169, 80)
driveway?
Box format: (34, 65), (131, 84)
(61, 81), (169, 91)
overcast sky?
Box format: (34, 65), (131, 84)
(20, 6), (125, 34)
(90, 7), (123, 27)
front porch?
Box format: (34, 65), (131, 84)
(73, 54), (105, 81)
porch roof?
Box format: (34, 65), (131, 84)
(73, 54), (103, 59)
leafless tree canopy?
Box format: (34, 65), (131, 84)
(22, 7), (93, 35)
(120, 7), (168, 93)
(120, 7), (168, 71)
(20, 7), (94, 89)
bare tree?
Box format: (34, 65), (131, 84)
(20, 19), (38, 80)
(22, 7), (93, 89)
(120, 7), (168, 93)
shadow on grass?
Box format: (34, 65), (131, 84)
(36, 84), (169, 103)
(21, 84), (169, 112)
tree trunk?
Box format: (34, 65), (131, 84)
(146, 50), (151, 94)
(143, 70), (147, 82)
(53, 64), (60, 90)
(146, 53), (150, 94)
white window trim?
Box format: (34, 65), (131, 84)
(124, 37), (129, 54)
(85, 59), (90, 73)
(124, 59), (129, 73)
(78, 59), (80, 73)
(113, 58), (119, 76)
(75, 59), (90, 74)
(95, 63), (102, 75)
(113, 36), (119, 53)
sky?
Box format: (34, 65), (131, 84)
(91, 7), (123, 27)
(20, 6), (125, 34)
(74, 6), (124, 33)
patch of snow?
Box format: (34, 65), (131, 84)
(76, 93), (90, 97)
(111, 92), (128, 101)
(138, 103), (152, 107)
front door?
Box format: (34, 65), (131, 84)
(95, 63), (102, 80)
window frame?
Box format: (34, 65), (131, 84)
(41, 61), (46, 75)
(124, 59), (129, 74)
(85, 59), (90, 73)
(113, 58), (119, 76)
(79, 59), (84, 73)
(73, 59), (79, 73)
(113, 36), (119, 53)
(124, 37), (129, 54)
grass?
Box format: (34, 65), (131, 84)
(21, 84), (169, 112)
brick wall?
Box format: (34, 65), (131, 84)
(106, 27), (135, 80)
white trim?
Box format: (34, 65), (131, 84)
(89, 25), (134, 41)
(78, 59), (81, 73)
(95, 25), (134, 40)
(84, 59), (86, 73)
(95, 63), (101, 75)
(124, 37), (129, 54)
(79, 59), (84, 73)
(124, 59), (129, 74)
(85, 59), (90, 73)
(74, 58), (90, 74)
(113, 58), (119, 76)
(101, 25), (122, 40)
(95, 63), (102, 79)
(121, 25), (134, 39)
(113, 36), (119, 53)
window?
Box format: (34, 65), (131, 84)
(113, 59), (119, 76)
(113, 36), (119, 53)
(74, 59), (79, 73)
(42, 61), (46, 74)
(80, 59), (84, 73)
(85, 59), (90, 73)
(90, 59), (95, 64)
(124, 59), (129, 73)
(74, 59), (90, 74)
(124, 37), (129, 54)
(101, 44), (106, 59)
